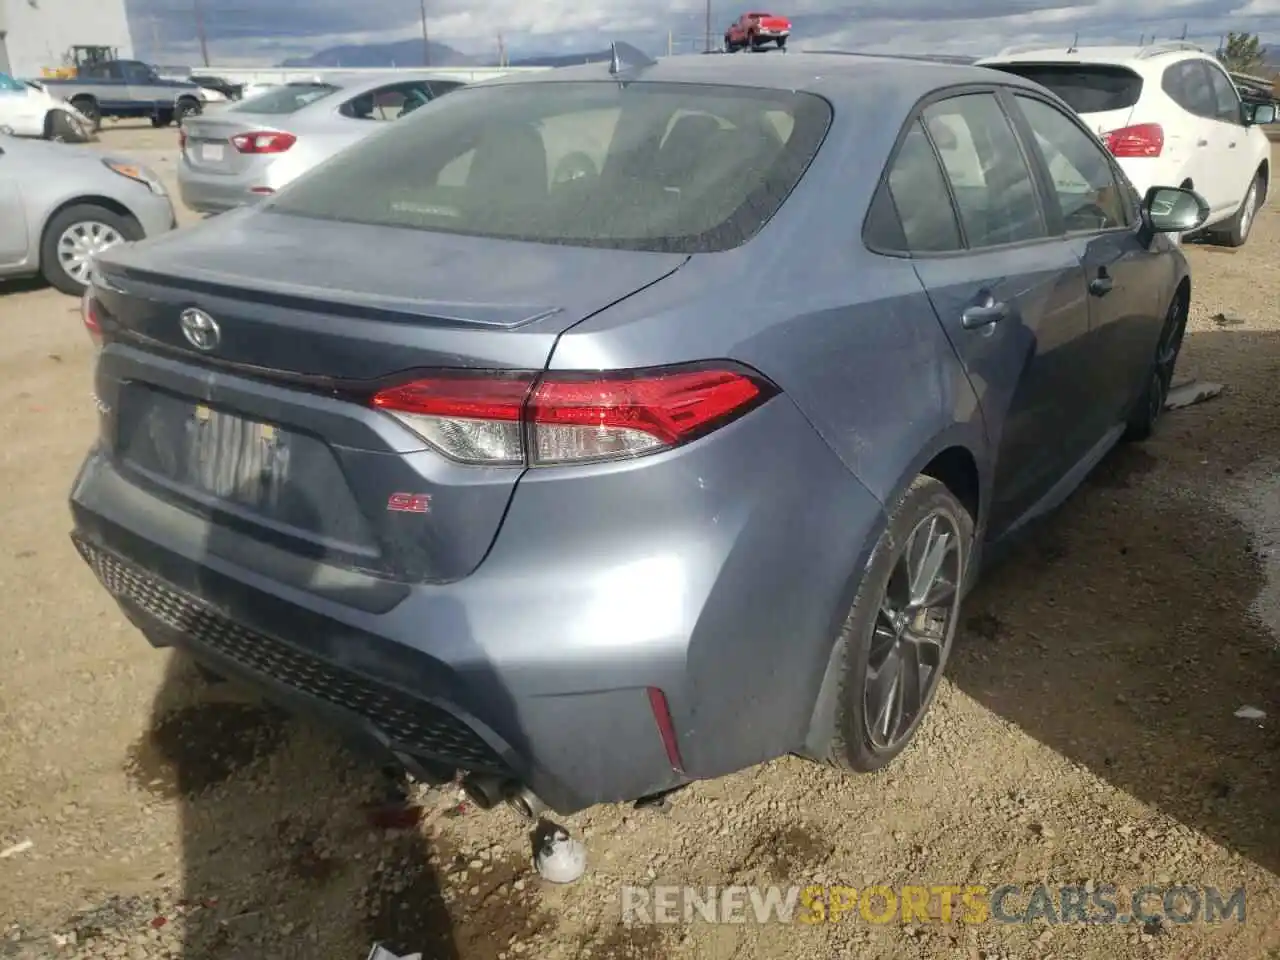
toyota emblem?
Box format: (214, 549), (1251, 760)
(180, 308), (220, 352)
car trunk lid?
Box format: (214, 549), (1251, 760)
(90, 210), (688, 583)
(181, 113), (290, 175)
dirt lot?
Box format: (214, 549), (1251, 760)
(0, 122), (1277, 960)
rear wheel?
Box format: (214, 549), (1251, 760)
(69, 95), (100, 132)
(1124, 287), (1188, 441)
(826, 475), (973, 773)
(175, 97), (201, 123)
(776, 36), (787, 49)
(151, 110), (173, 128)
(1209, 173), (1261, 248)
(39, 203), (143, 296)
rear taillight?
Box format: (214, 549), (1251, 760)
(370, 364), (774, 466)
(81, 289), (103, 349)
(1102, 123), (1163, 158)
(230, 131), (296, 154)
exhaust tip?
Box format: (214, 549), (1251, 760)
(504, 786), (547, 821)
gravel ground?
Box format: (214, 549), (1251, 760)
(0, 122), (1276, 960)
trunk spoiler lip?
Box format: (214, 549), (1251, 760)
(94, 261), (569, 331)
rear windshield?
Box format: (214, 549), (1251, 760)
(265, 80), (832, 253)
(231, 82), (339, 115)
(989, 64), (1143, 113)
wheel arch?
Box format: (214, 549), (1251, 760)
(1257, 157), (1269, 203)
(37, 196), (140, 265)
(799, 430), (986, 760)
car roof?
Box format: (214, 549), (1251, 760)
(979, 43), (1207, 68)
(481, 51), (1043, 103)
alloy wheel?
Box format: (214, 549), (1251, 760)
(863, 510), (963, 750)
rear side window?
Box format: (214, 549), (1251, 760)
(428, 80), (464, 97)
(988, 64), (1143, 114)
(232, 82), (339, 115)
(922, 94), (1046, 247)
(1162, 62), (1215, 118)
(267, 81), (832, 254)
(877, 120), (962, 253)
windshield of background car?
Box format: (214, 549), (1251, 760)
(230, 82), (339, 115)
(0, 73), (26, 94)
(265, 80), (833, 253)
(988, 64), (1143, 113)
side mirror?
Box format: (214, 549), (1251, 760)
(1250, 103), (1277, 125)
(1141, 185), (1209, 235)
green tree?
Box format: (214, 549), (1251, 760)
(1220, 31), (1266, 75)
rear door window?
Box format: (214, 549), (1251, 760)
(986, 64), (1143, 114)
(922, 93), (1046, 247)
(266, 81), (832, 253)
(232, 82), (339, 115)
(1205, 63), (1243, 123)
(340, 82), (432, 121)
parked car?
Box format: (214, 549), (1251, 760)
(980, 41), (1274, 246)
(176, 73), (464, 215)
(0, 73), (94, 142)
(725, 11), (792, 50)
(188, 74), (246, 101)
(0, 136), (175, 294)
(36, 58), (227, 130)
(71, 53), (1207, 817)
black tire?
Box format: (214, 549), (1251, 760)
(39, 203), (143, 297)
(69, 95), (101, 132)
(1124, 287), (1188, 442)
(750, 34), (763, 50)
(825, 475), (973, 773)
(776, 36), (787, 49)
(175, 97), (201, 122)
(1208, 172), (1262, 248)
(151, 111), (174, 128)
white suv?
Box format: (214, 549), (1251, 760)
(979, 42), (1274, 246)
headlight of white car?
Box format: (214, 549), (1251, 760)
(103, 158), (168, 197)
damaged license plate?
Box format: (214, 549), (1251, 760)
(185, 403), (291, 505)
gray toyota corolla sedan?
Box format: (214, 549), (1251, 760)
(70, 52), (1207, 816)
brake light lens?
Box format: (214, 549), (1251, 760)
(81, 289), (102, 349)
(1102, 123), (1163, 158)
(230, 131), (296, 154)
(370, 364), (774, 466)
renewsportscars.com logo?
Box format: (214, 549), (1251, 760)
(621, 884), (1248, 926)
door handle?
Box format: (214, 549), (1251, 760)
(1229, 141), (1237, 148)
(961, 298), (1009, 329)
(1197, 139), (1209, 147)
(1089, 275), (1114, 296)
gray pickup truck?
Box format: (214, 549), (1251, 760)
(36, 60), (221, 130)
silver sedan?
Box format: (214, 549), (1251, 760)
(177, 72), (464, 215)
(0, 135), (176, 295)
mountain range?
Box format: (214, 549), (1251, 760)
(279, 39), (614, 69)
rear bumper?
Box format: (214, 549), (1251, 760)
(177, 155), (286, 214)
(70, 395), (883, 814)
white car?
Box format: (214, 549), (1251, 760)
(980, 41), (1274, 246)
(0, 73), (94, 142)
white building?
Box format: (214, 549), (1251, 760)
(0, 0), (134, 79)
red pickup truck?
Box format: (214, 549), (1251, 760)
(724, 12), (792, 51)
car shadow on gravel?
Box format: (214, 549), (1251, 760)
(950, 328), (1280, 877)
(124, 491), (466, 960)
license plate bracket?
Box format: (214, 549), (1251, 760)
(185, 403), (290, 504)
(200, 142), (225, 162)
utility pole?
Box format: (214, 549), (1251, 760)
(419, 0), (430, 66)
(497, 32), (506, 67)
(193, 0), (209, 66)
(668, 29), (673, 57)
(705, 0), (712, 52)
(1179, 23), (1187, 40)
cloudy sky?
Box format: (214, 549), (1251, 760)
(126, 0), (1280, 66)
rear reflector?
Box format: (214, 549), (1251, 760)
(370, 363), (774, 466)
(230, 131), (296, 154)
(81, 290), (103, 349)
(1102, 123), (1163, 158)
